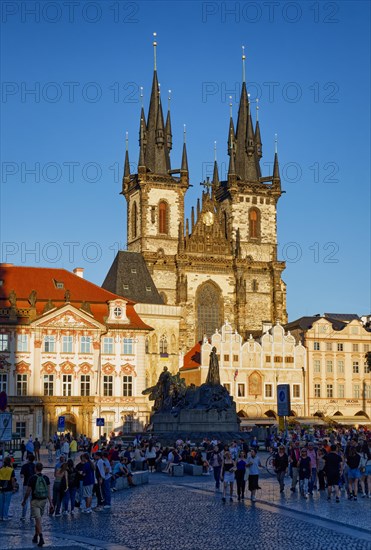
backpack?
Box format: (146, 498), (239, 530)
(34, 475), (48, 499)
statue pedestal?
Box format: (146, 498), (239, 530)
(152, 408), (240, 433)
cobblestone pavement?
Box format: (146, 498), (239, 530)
(1, 456), (370, 550)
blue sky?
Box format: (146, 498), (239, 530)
(1, 0), (370, 321)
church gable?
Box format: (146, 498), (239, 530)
(182, 191), (230, 257)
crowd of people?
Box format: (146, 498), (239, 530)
(0, 427), (370, 547)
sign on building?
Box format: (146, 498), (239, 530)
(96, 418), (105, 427)
(0, 412), (12, 442)
(277, 384), (291, 417)
(57, 416), (65, 432)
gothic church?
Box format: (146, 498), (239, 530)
(104, 44), (287, 351)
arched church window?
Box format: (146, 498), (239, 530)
(158, 201), (168, 234)
(196, 282), (222, 342)
(160, 335), (168, 355)
(249, 208), (260, 239)
(131, 202), (138, 239)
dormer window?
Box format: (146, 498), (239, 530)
(131, 268), (137, 274)
(114, 307), (122, 318)
(54, 280), (64, 289)
(146, 286), (151, 292)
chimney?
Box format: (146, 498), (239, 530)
(73, 267), (84, 278)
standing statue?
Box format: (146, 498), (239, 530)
(28, 290), (37, 307)
(8, 290), (17, 308)
(143, 366), (172, 411)
(205, 346), (220, 385)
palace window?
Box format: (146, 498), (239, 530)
(81, 375), (91, 396)
(43, 374), (54, 396)
(337, 343), (343, 351)
(103, 338), (114, 354)
(274, 356), (282, 363)
(103, 375), (113, 397)
(314, 360), (321, 373)
(17, 334), (28, 352)
(352, 343), (359, 352)
(249, 208), (260, 239)
(123, 376), (133, 396)
(233, 355), (239, 363)
(158, 201), (168, 234)
(338, 384), (344, 398)
(16, 422), (26, 438)
(159, 336), (168, 355)
(80, 336), (91, 354)
(266, 356), (271, 363)
(364, 344), (370, 352)
(265, 384), (273, 398)
(314, 342), (320, 351)
(0, 334), (9, 351)
(17, 374), (28, 396)
(314, 384), (321, 398)
(44, 335), (55, 353)
(326, 384), (333, 398)
(293, 384), (300, 398)
(224, 383), (231, 393)
(326, 342), (332, 351)
(123, 338), (133, 355)
(238, 384), (245, 397)
(62, 336), (73, 353)
(0, 373), (8, 393)
(285, 356), (294, 363)
(337, 360), (344, 374)
(62, 375), (72, 396)
(224, 354), (230, 362)
(353, 361), (359, 374)
(326, 360), (333, 373)
(353, 384), (360, 398)
(365, 385), (371, 399)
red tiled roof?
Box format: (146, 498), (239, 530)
(0, 265), (152, 331)
(180, 341), (202, 371)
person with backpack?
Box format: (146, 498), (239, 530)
(22, 462), (53, 547)
(20, 453), (36, 521)
(0, 456), (17, 521)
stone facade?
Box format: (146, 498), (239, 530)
(180, 322), (306, 419)
(121, 54), (287, 351)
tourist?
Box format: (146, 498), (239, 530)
(33, 438), (41, 461)
(20, 440), (26, 462)
(246, 448), (262, 502)
(61, 439), (70, 459)
(209, 446), (223, 490)
(145, 441), (157, 473)
(273, 445), (289, 494)
(62, 459), (78, 515)
(53, 461), (68, 516)
(297, 448), (312, 498)
(306, 441), (318, 494)
(235, 451), (248, 501)
(317, 449), (326, 491)
(22, 462), (53, 547)
(359, 440), (371, 498)
(101, 451), (112, 509)
(25, 437), (34, 459)
(93, 452), (105, 511)
(289, 440), (301, 492)
(346, 446), (361, 501)
(81, 453), (95, 514)
(0, 456), (17, 521)
(324, 444), (342, 503)
(69, 438), (78, 462)
(221, 450), (236, 502)
(46, 440), (54, 464)
(20, 453), (36, 521)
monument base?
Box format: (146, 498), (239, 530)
(151, 408), (240, 433)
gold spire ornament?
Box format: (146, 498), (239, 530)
(153, 32), (157, 71)
(256, 98), (259, 121)
(242, 45), (246, 83)
(275, 133), (278, 154)
(125, 131), (129, 151)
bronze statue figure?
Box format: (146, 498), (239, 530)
(205, 346), (220, 385)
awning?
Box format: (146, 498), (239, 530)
(240, 419), (276, 426)
(330, 416), (370, 426)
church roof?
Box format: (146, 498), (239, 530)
(0, 264), (150, 330)
(102, 251), (164, 305)
(180, 341), (202, 371)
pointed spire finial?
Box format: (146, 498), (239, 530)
(140, 86), (144, 107)
(242, 45), (246, 83)
(168, 89), (171, 111)
(158, 82), (161, 105)
(275, 133), (278, 154)
(214, 140), (217, 161)
(125, 131), (129, 152)
(183, 124), (186, 144)
(229, 95), (233, 118)
(256, 98), (259, 121)
(153, 32), (157, 71)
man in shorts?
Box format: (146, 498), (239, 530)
(21, 462), (54, 547)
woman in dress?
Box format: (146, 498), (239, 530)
(246, 448), (262, 502)
(221, 450), (236, 502)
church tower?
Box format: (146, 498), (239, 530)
(121, 35), (189, 304)
(118, 40), (287, 348)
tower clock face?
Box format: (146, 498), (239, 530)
(202, 211), (214, 226)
